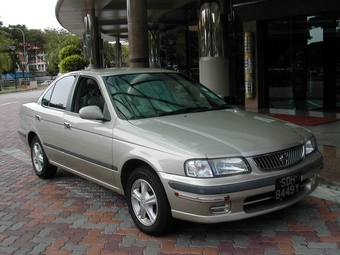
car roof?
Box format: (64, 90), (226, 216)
(65, 68), (177, 77)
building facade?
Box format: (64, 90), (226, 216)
(55, 0), (340, 113)
(29, 51), (48, 76)
(15, 49), (48, 77)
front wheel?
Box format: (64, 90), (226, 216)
(126, 166), (173, 236)
(30, 136), (57, 179)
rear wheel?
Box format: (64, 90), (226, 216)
(30, 136), (57, 179)
(126, 166), (172, 236)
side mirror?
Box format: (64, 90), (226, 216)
(79, 105), (106, 120)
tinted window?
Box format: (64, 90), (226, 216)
(42, 87), (53, 107)
(48, 76), (75, 110)
(105, 73), (227, 120)
(72, 78), (104, 113)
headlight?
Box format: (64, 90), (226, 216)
(305, 137), (316, 155)
(185, 158), (250, 178)
(185, 160), (213, 177)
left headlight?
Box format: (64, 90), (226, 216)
(305, 137), (316, 155)
(185, 158), (251, 178)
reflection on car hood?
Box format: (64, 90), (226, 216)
(125, 109), (312, 158)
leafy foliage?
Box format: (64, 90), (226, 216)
(0, 33), (16, 90)
(59, 45), (82, 60)
(43, 30), (82, 75)
(59, 55), (89, 73)
(1, 20), (129, 76)
(103, 41), (115, 67)
(0, 35), (13, 73)
(103, 41), (130, 67)
(58, 42), (88, 73)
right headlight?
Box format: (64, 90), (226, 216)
(185, 157), (251, 178)
(305, 137), (316, 155)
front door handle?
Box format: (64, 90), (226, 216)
(64, 122), (72, 130)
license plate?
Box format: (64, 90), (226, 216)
(275, 172), (301, 200)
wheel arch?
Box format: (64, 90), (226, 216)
(27, 131), (39, 147)
(120, 159), (161, 195)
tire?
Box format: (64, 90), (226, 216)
(30, 136), (57, 179)
(126, 166), (173, 236)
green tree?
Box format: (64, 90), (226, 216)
(4, 25), (28, 78)
(43, 29), (83, 75)
(59, 55), (88, 73)
(0, 34), (14, 91)
(59, 45), (81, 60)
(121, 43), (130, 67)
(5, 26), (48, 74)
(103, 41), (115, 67)
(102, 41), (130, 68)
(59, 44), (88, 73)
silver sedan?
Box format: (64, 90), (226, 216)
(18, 68), (323, 236)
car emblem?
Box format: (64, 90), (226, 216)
(279, 153), (288, 165)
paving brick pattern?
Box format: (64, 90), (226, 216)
(1, 91), (340, 255)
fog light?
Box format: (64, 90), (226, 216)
(210, 202), (231, 214)
(311, 174), (318, 185)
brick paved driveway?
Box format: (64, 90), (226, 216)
(1, 91), (340, 255)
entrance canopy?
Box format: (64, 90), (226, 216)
(233, 0), (340, 22)
(55, 0), (195, 41)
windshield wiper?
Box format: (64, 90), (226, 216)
(214, 104), (232, 110)
(159, 107), (210, 116)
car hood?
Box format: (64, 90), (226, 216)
(120, 109), (313, 158)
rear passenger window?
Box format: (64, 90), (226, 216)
(43, 76), (75, 110)
(42, 87), (53, 107)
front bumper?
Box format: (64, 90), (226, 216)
(161, 151), (323, 224)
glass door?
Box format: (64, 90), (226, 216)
(267, 13), (340, 112)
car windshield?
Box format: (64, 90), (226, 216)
(104, 72), (229, 120)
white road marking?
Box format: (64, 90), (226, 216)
(0, 101), (18, 107)
(1, 148), (31, 165)
(312, 185), (340, 204)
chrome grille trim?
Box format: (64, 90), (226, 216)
(252, 145), (304, 170)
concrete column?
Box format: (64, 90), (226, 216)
(243, 21), (266, 112)
(127, 0), (149, 68)
(149, 23), (161, 68)
(83, 9), (103, 68)
(92, 14), (102, 68)
(198, 1), (229, 97)
(115, 38), (122, 68)
(84, 9), (101, 68)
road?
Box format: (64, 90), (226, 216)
(1, 90), (340, 255)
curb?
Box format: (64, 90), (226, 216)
(319, 177), (340, 191)
(0, 87), (45, 94)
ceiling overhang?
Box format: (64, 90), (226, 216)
(55, 0), (196, 41)
(233, 0), (340, 22)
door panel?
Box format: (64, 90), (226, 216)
(62, 76), (116, 186)
(35, 75), (75, 165)
(62, 113), (116, 186)
(35, 106), (65, 165)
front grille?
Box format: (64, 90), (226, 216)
(252, 145), (304, 170)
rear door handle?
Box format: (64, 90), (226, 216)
(35, 115), (41, 122)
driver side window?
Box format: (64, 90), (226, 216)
(73, 78), (104, 113)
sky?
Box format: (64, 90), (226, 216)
(0, 0), (62, 30)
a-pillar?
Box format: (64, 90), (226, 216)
(127, 0), (149, 68)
